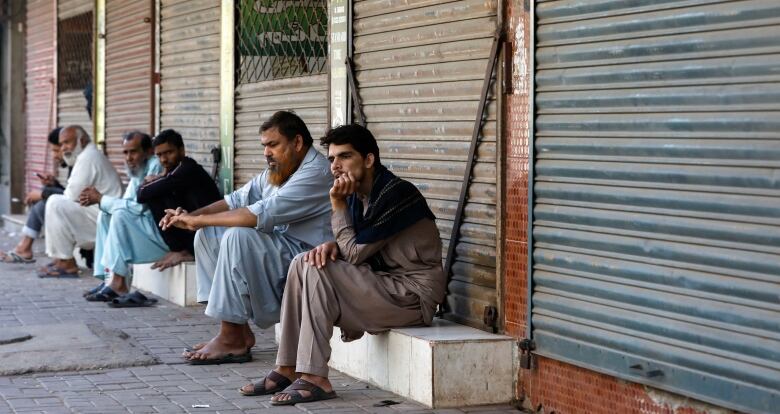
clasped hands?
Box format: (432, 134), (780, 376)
(159, 207), (198, 231)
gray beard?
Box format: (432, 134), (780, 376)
(124, 161), (145, 178)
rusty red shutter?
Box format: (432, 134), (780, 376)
(105, 0), (155, 182)
(25, 0), (57, 193)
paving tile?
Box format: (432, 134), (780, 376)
(0, 228), (521, 414)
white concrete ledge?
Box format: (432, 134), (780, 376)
(132, 262), (198, 307)
(328, 319), (515, 408)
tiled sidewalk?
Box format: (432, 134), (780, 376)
(0, 228), (521, 414)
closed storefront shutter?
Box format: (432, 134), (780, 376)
(233, 0), (329, 187)
(57, 2), (93, 136)
(105, 0), (155, 181)
(234, 76), (328, 187)
(25, 0), (57, 193)
(159, 0), (220, 171)
(531, 1), (780, 413)
(353, 0), (499, 330)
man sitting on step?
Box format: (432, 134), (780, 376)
(80, 131), (164, 302)
(38, 125), (123, 278)
(159, 111), (333, 364)
(81, 129), (223, 303)
(1, 127), (65, 264)
(239, 124), (446, 405)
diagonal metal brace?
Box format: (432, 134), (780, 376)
(345, 57), (366, 127)
(440, 33), (504, 317)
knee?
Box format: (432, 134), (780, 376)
(111, 208), (132, 221)
(45, 195), (66, 216)
(286, 253), (308, 283)
(220, 227), (256, 248)
(194, 228), (210, 252)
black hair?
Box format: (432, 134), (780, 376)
(123, 130), (153, 152)
(259, 111), (313, 147)
(47, 127), (62, 145)
(320, 124), (381, 166)
(152, 129), (184, 149)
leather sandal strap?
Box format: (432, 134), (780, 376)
(288, 379), (320, 393)
(267, 370), (289, 385)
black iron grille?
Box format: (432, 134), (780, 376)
(236, 0), (328, 84)
(57, 11), (93, 92)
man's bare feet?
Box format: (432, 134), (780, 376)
(239, 366), (296, 395)
(270, 374), (333, 402)
(152, 251), (194, 271)
(184, 323), (256, 356)
(106, 275), (130, 296)
(0, 249), (33, 263)
(38, 258), (78, 275)
(184, 322), (255, 361)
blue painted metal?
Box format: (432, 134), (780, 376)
(531, 0), (780, 412)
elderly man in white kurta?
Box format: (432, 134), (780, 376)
(39, 125), (123, 278)
(160, 111), (332, 365)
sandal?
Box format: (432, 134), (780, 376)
(83, 282), (106, 297)
(239, 371), (292, 396)
(1, 251), (34, 264)
(108, 291), (158, 308)
(271, 379), (337, 406)
(85, 286), (120, 302)
(37, 266), (80, 278)
(186, 351), (252, 365)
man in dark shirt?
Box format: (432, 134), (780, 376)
(136, 129), (222, 269)
(1, 127), (66, 263)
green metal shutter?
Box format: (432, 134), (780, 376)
(353, 0), (499, 330)
(531, 1), (780, 413)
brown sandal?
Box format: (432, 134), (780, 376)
(270, 378), (337, 405)
(239, 370), (292, 396)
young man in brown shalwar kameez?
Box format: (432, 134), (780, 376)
(238, 124), (446, 404)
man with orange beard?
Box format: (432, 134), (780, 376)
(160, 111), (333, 364)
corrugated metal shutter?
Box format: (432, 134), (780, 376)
(105, 0), (155, 181)
(57, 90), (92, 134)
(57, 1), (94, 137)
(25, 0), (57, 193)
(234, 75), (329, 187)
(353, 0), (499, 330)
(532, 1), (780, 413)
(159, 0), (220, 170)
(59, 0), (93, 20)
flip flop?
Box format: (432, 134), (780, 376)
(270, 379), (338, 406)
(1, 251), (35, 264)
(187, 351), (252, 365)
(108, 291), (158, 308)
(239, 371), (292, 396)
(37, 266), (80, 278)
(85, 286), (120, 302)
(83, 282), (106, 297)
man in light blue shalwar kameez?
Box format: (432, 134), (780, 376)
(160, 111), (332, 365)
(79, 132), (165, 301)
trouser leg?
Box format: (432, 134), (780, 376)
(204, 228), (294, 328)
(22, 200), (46, 239)
(45, 195), (98, 259)
(102, 209), (169, 282)
(194, 226), (226, 303)
(279, 255), (425, 377)
(93, 211), (111, 279)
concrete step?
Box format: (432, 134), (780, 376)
(132, 262), (198, 307)
(328, 320), (515, 408)
(1, 214), (26, 234)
